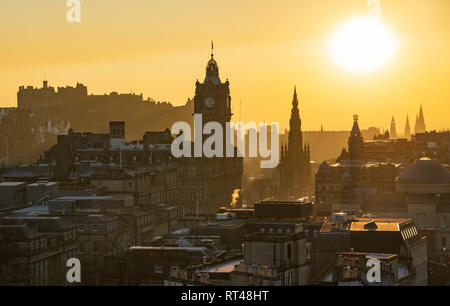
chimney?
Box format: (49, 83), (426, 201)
(43, 80), (48, 88)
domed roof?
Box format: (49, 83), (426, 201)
(396, 158), (450, 185)
(204, 54), (221, 85)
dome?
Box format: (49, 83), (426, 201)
(204, 55), (221, 85)
(395, 158), (450, 194)
(396, 158), (450, 184)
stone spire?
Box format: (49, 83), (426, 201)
(288, 86), (303, 154)
(348, 114), (364, 162)
(414, 104), (426, 134)
(404, 115), (411, 139)
(390, 116), (397, 139)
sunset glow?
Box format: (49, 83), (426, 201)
(329, 17), (397, 74)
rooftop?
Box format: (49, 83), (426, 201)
(199, 258), (243, 273)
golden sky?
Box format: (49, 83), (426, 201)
(0, 0), (449, 132)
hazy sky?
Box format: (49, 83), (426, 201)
(0, 0), (449, 132)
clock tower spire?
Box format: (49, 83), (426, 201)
(194, 43), (232, 127)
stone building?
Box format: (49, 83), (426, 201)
(165, 231), (309, 286)
(316, 141), (449, 261)
(0, 217), (77, 285)
(177, 49), (243, 215)
(312, 217), (428, 286)
(279, 88), (312, 198)
(42, 121), (177, 209)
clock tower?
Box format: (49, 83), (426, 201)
(193, 45), (232, 127)
(177, 44), (242, 216)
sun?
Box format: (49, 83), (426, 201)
(329, 16), (397, 74)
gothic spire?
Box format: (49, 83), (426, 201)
(404, 115), (411, 139)
(288, 86), (303, 153)
(293, 86), (298, 108)
(414, 104), (426, 134)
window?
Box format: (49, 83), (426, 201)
(442, 237), (447, 250)
(78, 225), (85, 232)
(287, 244), (292, 259)
(92, 225), (99, 232)
(93, 241), (100, 254)
(418, 215), (426, 228)
(260, 228), (265, 233)
(287, 271), (293, 286)
(440, 216), (447, 229)
(155, 264), (164, 274)
(78, 242), (85, 254)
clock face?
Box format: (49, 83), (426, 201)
(204, 96), (215, 108)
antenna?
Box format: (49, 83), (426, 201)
(211, 40), (214, 58)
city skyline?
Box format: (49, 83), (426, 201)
(0, 0), (449, 131)
(0, 1), (449, 289)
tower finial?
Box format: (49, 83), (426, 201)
(292, 86), (298, 107)
(211, 40), (214, 58)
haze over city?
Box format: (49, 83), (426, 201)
(1, 0), (449, 131)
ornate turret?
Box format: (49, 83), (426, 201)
(194, 42), (231, 126)
(348, 114), (364, 162)
(204, 41), (221, 85)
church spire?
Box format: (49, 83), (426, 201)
(404, 115), (411, 139)
(288, 86), (303, 154)
(293, 86), (298, 108)
(414, 104), (426, 134)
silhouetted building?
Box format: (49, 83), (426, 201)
(279, 88), (311, 198)
(404, 115), (411, 140)
(414, 105), (426, 134)
(312, 217), (427, 286)
(179, 48), (243, 215)
(0, 217), (77, 285)
(41, 122), (177, 208)
(390, 116), (397, 139)
(348, 115), (364, 163)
